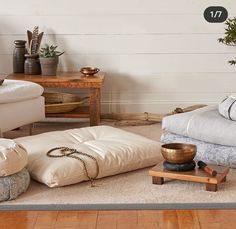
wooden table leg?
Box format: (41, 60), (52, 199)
(221, 176), (227, 183)
(152, 177), (164, 185)
(206, 183), (217, 192)
(90, 88), (101, 126)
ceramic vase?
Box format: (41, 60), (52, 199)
(24, 54), (41, 75)
(13, 40), (27, 73)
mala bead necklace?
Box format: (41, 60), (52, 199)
(46, 147), (99, 187)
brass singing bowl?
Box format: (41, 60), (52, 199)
(80, 67), (100, 76)
(161, 143), (197, 164)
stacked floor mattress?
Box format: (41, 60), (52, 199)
(161, 105), (236, 168)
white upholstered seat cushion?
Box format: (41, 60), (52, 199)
(16, 126), (161, 187)
(0, 96), (45, 133)
(0, 79), (44, 104)
(0, 139), (28, 176)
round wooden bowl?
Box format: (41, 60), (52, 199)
(80, 67), (100, 77)
(161, 143), (197, 164)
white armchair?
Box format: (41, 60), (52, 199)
(0, 79), (45, 137)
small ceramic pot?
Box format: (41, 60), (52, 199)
(24, 54), (41, 75)
(40, 57), (59, 76)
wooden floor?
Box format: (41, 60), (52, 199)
(0, 210), (235, 229)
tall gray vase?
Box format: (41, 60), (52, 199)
(13, 40), (27, 73)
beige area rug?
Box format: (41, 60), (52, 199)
(2, 121), (236, 210)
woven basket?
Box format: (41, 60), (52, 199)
(43, 92), (88, 114)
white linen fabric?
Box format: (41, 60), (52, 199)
(162, 105), (236, 147)
(218, 94), (236, 121)
(0, 96), (45, 132)
(16, 126), (161, 187)
(0, 79), (44, 104)
(0, 139), (28, 176)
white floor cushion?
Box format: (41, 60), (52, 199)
(0, 139), (28, 176)
(16, 126), (161, 187)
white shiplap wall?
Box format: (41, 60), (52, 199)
(1, 0), (236, 113)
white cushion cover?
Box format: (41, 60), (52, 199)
(0, 139), (28, 176)
(16, 126), (161, 187)
(162, 105), (236, 147)
(0, 79), (44, 104)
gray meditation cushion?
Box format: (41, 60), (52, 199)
(0, 168), (30, 202)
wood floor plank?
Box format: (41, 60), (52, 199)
(97, 214), (116, 227)
(0, 217), (37, 229)
(177, 210), (200, 229)
(116, 210), (138, 224)
(34, 211), (58, 229)
(161, 210), (179, 229)
(1, 210), (236, 228)
(0, 211), (37, 219)
(196, 210), (221, 224)
(197, 210), (236, 229)
(138, 210), (159, 223)
(77, 211), (97, 228)
(54, 211), (79, 228)
(117, 222), (161, 229)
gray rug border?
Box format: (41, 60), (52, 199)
(0, 203), (236, 211)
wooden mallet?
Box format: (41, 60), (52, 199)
(197, 161), (217, 177)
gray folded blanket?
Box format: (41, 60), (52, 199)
(162, 105), (236, 147)
(161, 132), (236, 168)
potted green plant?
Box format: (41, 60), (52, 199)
(219, 17), (236, 65)
(39, 44), (64, 76)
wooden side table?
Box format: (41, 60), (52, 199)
(7, 72), (105, 126)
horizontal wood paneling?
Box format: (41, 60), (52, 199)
(0, 15), (229, 35)
(102, 73), (236, 93)
(101, 92), (226, 102)
(1, 1), (236, 113)
(0, 34), (234, 55)
(102, 101), (216, 113)
(0, 0), (235, 15)
(0, 54), (235, 74)
(58, 54), (235, 73)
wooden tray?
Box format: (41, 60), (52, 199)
(149, 162), (230, 192)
